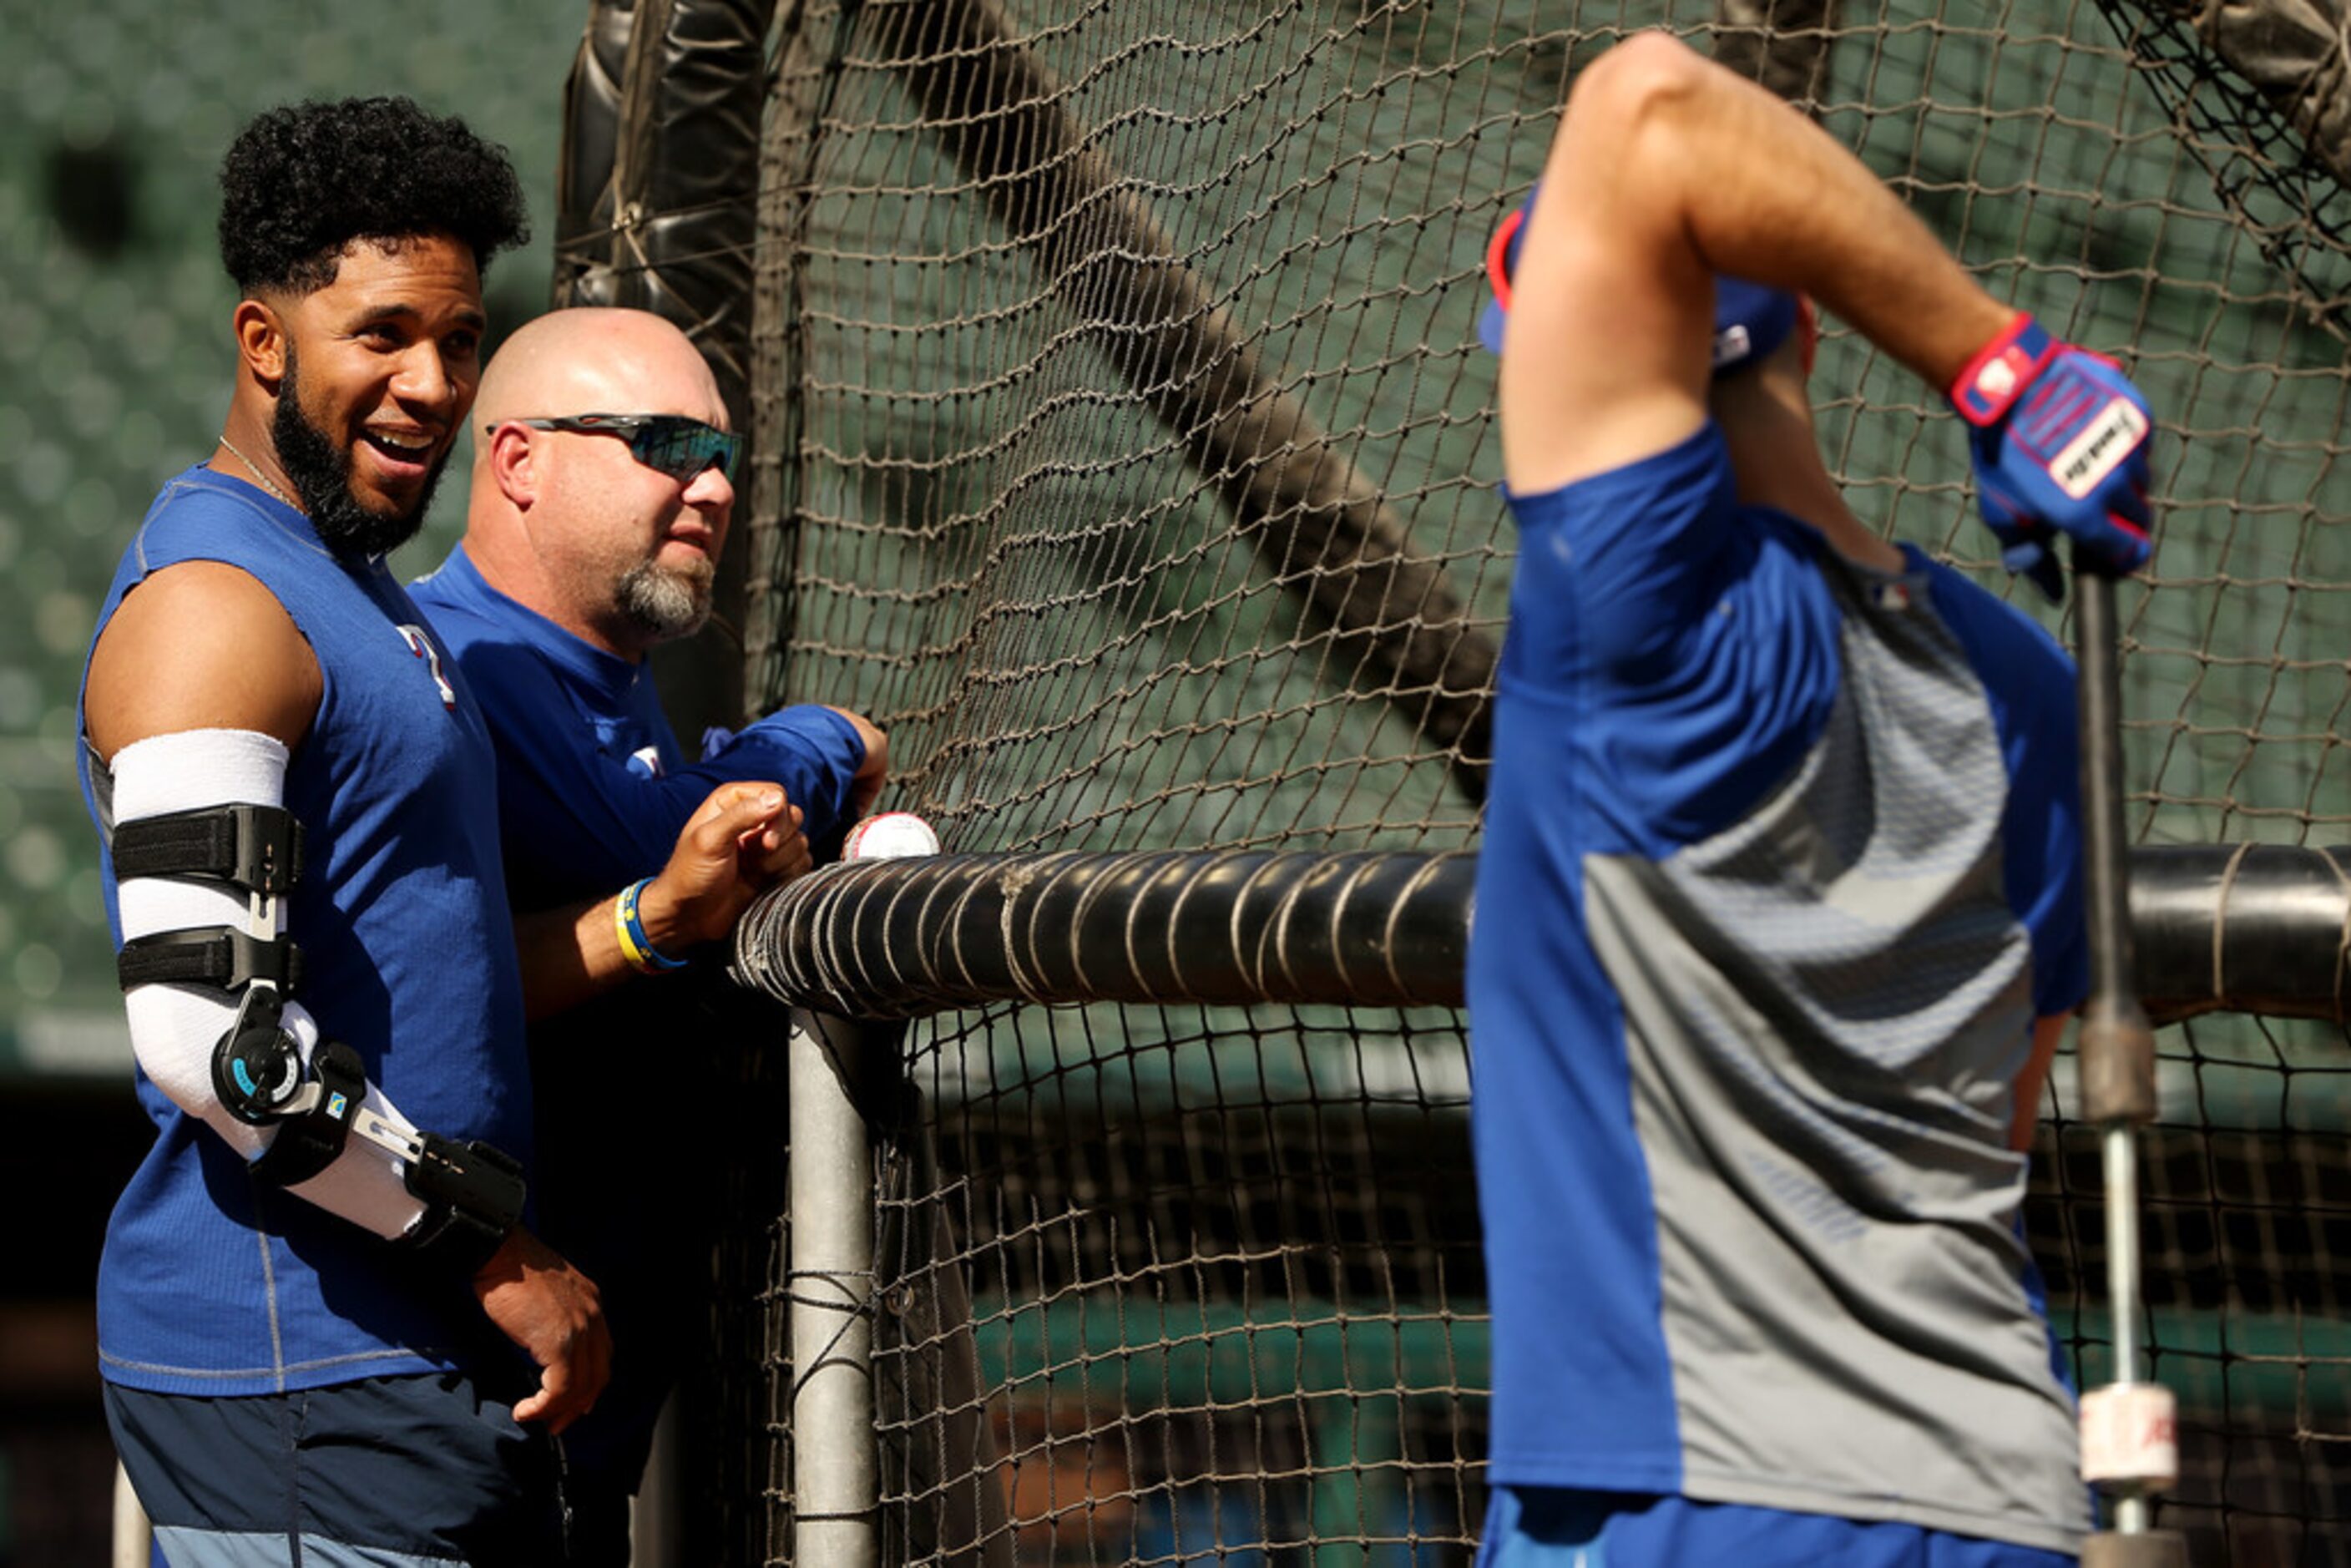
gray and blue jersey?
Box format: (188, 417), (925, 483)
(1468, 422), (2090, 1552)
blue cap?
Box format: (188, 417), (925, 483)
(1479, 185), (1801, 375)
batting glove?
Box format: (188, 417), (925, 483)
(1951, 314), (2153, 601)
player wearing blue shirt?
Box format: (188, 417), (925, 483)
(83, 103), (810, 1565)
(1468, 33), (2155, 1568)
(411, 306), (885, 1564)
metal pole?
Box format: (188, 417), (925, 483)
(2101, 1126), (2150, 1540)
(629, 1393), (683, 1568)
(790, 1008), (879, 1568)
(2071, 566), (2186, 1568)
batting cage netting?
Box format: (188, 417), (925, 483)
(559, 0), (2351, 1560)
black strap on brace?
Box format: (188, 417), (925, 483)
(246, 1039), (368, 1188)
(397, 1136), (527, 1276)
(118, 926), (304, 994)
(112, 803), (304, 893)
(110, 803), (520, 1267)
(113, 803), (306, 994)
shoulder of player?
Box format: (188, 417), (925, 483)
(86, 559), (321, 761)
(397, 571), (563, 697)
(402, 565), (498, 643)
(402, 597), (501, 669)
(407, 573), (603, 701)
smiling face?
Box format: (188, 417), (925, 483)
(264, 234), (486, 557)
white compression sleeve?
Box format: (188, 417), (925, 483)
(112, 729), (427, 1240)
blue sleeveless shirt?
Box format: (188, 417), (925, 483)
(78, 467), (533, 1397)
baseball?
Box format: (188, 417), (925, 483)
(842, 811), (941, 861)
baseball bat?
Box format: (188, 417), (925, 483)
(2071, 558), (2187, 1568)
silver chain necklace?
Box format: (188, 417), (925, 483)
(216, 434), (299, 511)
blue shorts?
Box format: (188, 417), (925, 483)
(1475, 1486), (2078, 1568)
(106, 1371), (572, 1565)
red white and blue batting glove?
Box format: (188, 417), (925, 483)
(1951, 314), (2154, 601)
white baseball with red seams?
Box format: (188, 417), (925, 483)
(842, 811), (941, 860)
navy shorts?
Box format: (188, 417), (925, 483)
(106, 1370), (572, 1566)
(1475, 1485), (2079, 1568)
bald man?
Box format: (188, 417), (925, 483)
(411, 306), (886, 1560)
(418, 306), (884, 884)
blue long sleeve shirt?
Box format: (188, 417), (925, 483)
(407, 541), (871, 1498)
(410, 543), (867, 910)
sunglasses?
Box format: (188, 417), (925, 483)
(503, 413), (744, 485)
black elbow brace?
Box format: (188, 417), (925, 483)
(234, 997), (369, 1188)
(215, 992), (526, 1271)
(396, 1136), (527, 1276)
(112, 803), (346, 1180)
(114, 803), (527, 1256)
(113, 801), (305, 898)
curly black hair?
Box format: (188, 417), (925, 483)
(217, 96), (529, 296)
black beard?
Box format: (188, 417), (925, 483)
(270, 347), (442, 559)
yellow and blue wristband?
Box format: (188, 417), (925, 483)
(615, 877), (690, 973)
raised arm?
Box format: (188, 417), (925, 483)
(1505, 33), (2151, 594)
(1500, 31), (2010, 495)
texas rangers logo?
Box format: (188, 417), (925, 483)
(396, 625), (458, 711)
